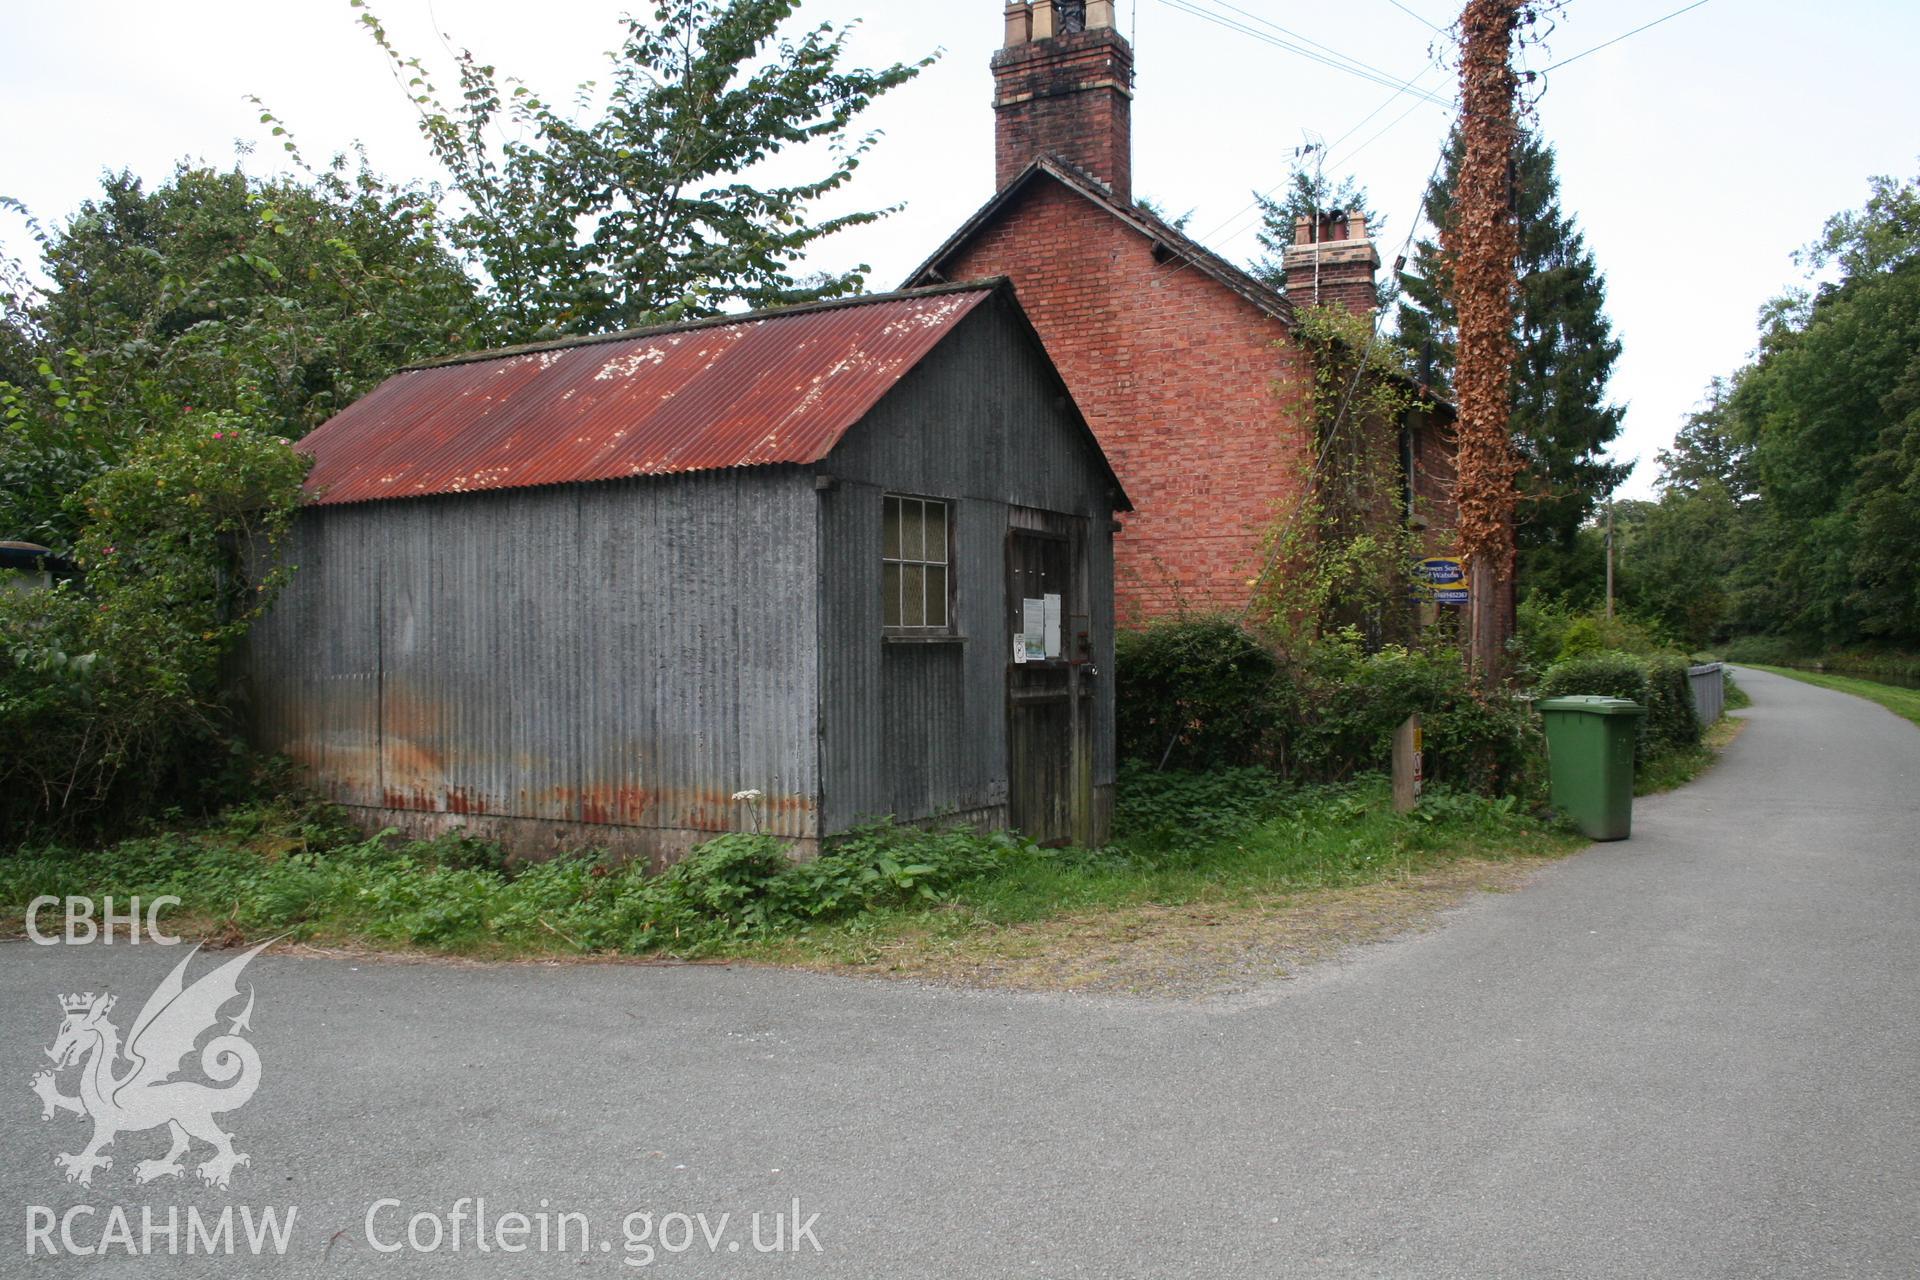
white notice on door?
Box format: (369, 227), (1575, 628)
(1021, 598), (1047, 662)
(1013, 630), (1027, 664)
(1042, 593), (1062, 658)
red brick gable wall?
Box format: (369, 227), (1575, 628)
(1410, 408), (1460, 538)
(942, 179), (1315, 623)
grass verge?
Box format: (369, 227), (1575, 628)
(1, 771), (1583, 992)
(1740, 664), (1920, 730)
(750, 856), (1560, 997)
(1631, 668), (1749, 796)
(1718, 640), (1920, 683)
(1636, 711), (1748, 796)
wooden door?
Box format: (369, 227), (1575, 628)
(1006, 527), (1077, 844)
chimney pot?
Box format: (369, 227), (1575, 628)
(1087, 0), (1116, 27)
(1031, 0), (1057, 40)
(1281, 212), (1382, 316)
(1004, 1), (1031, 47)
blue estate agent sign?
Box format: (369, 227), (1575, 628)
(1412, 556), (1469, 606)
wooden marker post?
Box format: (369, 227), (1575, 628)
(1393, 713), (1423, 813)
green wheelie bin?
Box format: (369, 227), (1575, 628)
(1537, 696), (1644, 840)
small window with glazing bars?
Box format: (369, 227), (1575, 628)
(882, 494), (951, 634)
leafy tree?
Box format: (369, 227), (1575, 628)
(1656, 377), (1757, 501)
(354, 0), (933, 340)
(1396, 124), (1631, 592)
(1612, 162), (1920, 653)
(0, 207), (44, 390)
(1, 160), (486, 552)
(2, 0), (935, 835)
(1617, 484), (1759, 648)
(1250, 163), (1385, 303)
(1513, 520), (1605, 609)
(1, 408), (310, 837)
(0, 158), (480, 835)
(32, 161), (487, 433)
(1731, 170), (1920, 647)
(0, 353), (120, 553)
(1590, 380), (1769, 648)
(1848, 353), (1920, 641)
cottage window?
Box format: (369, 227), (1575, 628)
(882, 494), (952, 633)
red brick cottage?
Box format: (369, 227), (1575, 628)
(908, 0), (1455, 623)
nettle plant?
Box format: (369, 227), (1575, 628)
(1259, 304), (1422, 644)
(0, 401), (310, 835)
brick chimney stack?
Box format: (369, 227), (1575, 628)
(1282, 210), (1382, 315)
(992, 1), (1134, 201)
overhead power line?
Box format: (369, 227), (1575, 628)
(1137, 0), (1455, 285)
(1540, 0), (1713, 72)
(1385, 0), (1446, 34)
(1147, 49), (1449, 275)
(1205, 0), (1436, 89)
(1154, 0), (1453, 108)
(1137, 42), (1448, 294)
(1329, 86), (1450, 173)
(1327, 58), (1447, 154)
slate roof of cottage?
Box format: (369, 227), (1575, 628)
(904, 157), (1298, 326)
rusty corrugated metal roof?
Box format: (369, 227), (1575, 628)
(299, 284), (996, 506)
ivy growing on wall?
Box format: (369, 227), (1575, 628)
(1257, 304), (1422, 646)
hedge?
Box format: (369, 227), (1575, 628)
(1115, 618), (1539, 797)
(1537, 650), (1702, 760)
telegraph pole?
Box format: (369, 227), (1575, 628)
(1446, 0), (1523, 685)
(1605, 500), (1615, 620)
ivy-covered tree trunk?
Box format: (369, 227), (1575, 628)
(1446, 0), (1523, 684)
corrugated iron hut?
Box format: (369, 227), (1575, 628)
(244, 281), (1129, 862)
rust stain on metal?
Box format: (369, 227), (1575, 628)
(382, 788), (437, 813)
(297, 287), (992, 506)
(444, 787), (489, 816)
(579, 786), (656, 826)
(311, 769), (812, 839)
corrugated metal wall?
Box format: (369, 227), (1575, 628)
(246, 468), (821, 855)
(246, 290), (1120, 856)
(817, 292), (1120, 835)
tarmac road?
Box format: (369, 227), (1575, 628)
(3, 665), (1917, 1277)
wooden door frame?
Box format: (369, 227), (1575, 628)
(1004, 509), (1094, 845)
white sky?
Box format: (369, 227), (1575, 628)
(4, 0), (1917, 498)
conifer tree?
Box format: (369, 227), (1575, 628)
(1397, 123), (1631, 597)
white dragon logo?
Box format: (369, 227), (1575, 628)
(30, 941), (271, 1190)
